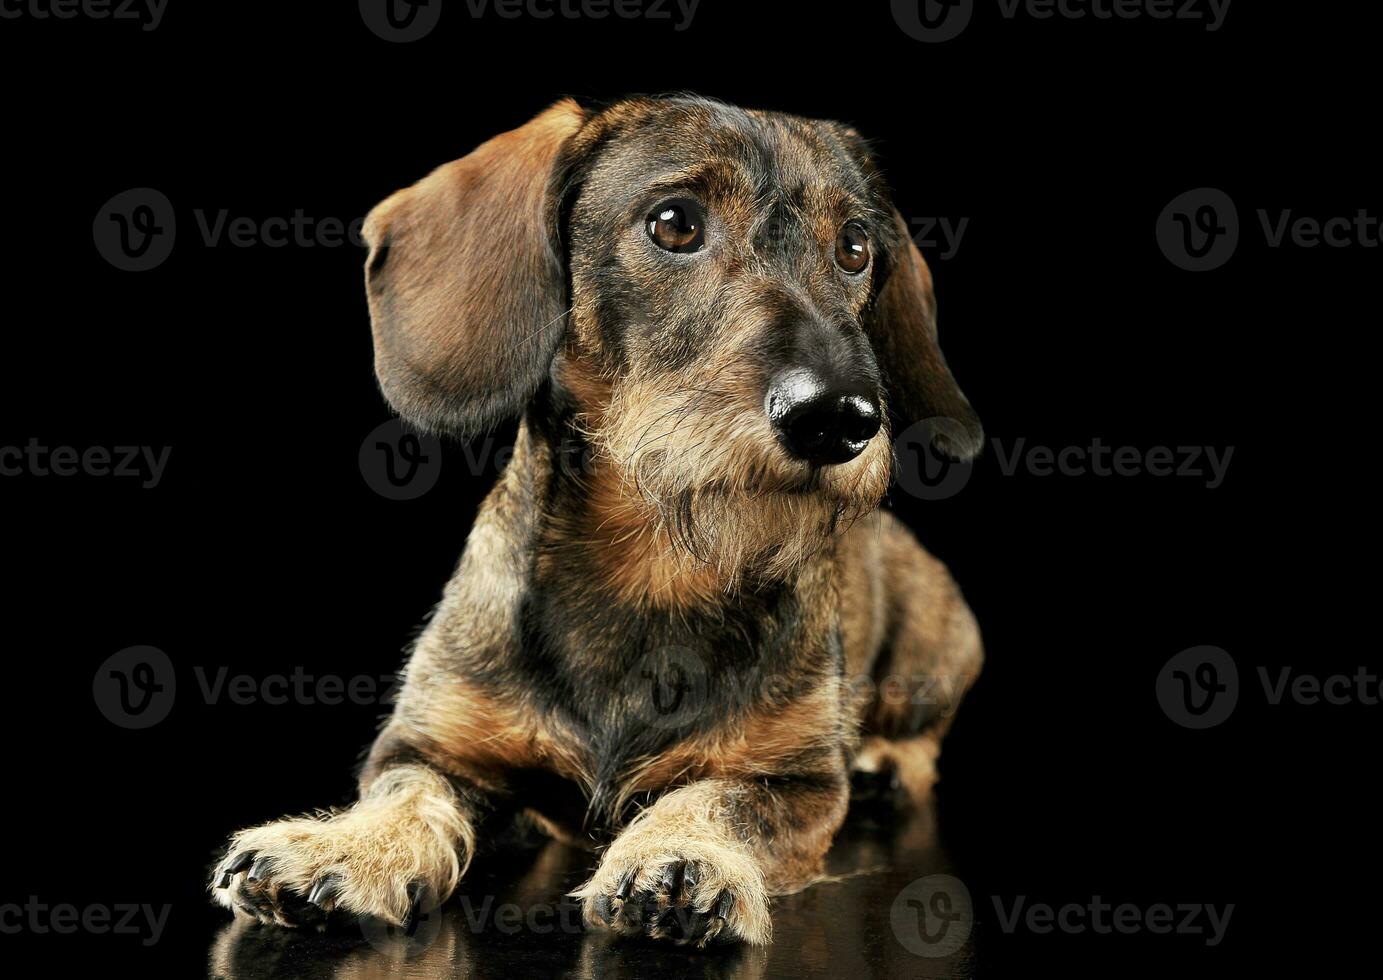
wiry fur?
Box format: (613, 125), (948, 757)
(570, 780), (774, 946)
(210, 766), (473, 927)
(208, 95), (984, 948)
(577, 350), (893, 602)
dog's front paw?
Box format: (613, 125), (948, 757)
(209, 815), (436, 930)
(572, 822), (771, 946)
(209, 768), (470, 929)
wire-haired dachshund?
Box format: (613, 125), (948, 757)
(211, 94), (984, 947)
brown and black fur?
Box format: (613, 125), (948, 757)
(210, 95), (984, 947)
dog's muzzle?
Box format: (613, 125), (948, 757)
(766, 368), (881, 466)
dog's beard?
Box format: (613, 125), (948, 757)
(588, 370), (892, 586)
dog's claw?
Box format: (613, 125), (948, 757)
(714, 890), (733, 920)
(247, 855), (273, 882)
(614, 867), (638, 902)
(401, 881), (429, 936)
(596, 859), (740, 946)
(225, 851), (255, 874)
(698, 915), (726, 947)
(591, 893), (615, 925)
(658, 862), (685, 906)
(306, 875), (342, 909)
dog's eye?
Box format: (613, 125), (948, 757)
(647, 199), (705, 254)
(835, 223), (870, 274)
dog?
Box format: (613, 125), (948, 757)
(210, 95), (984, 948)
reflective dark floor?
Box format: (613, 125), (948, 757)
(206, 803), (971, 980)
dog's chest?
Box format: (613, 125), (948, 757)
(508, 577), (839, 822)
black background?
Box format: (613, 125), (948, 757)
(1, 1), (1374, 976)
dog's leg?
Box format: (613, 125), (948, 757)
(845, 513), (983, 805)
(209, 763), (476, 929)
(573, 773), (848, 946)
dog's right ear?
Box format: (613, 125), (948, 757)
(362, 100), (585, 435)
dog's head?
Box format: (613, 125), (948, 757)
(364, 96), (980, 579)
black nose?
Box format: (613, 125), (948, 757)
(766, 370), (882, 466)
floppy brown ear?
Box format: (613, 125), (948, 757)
(869, 210), (984, 460)
(362, 100), (585, 435)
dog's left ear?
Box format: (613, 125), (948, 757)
(867, 210), (984, 460)
(362, 100), (585, 435)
